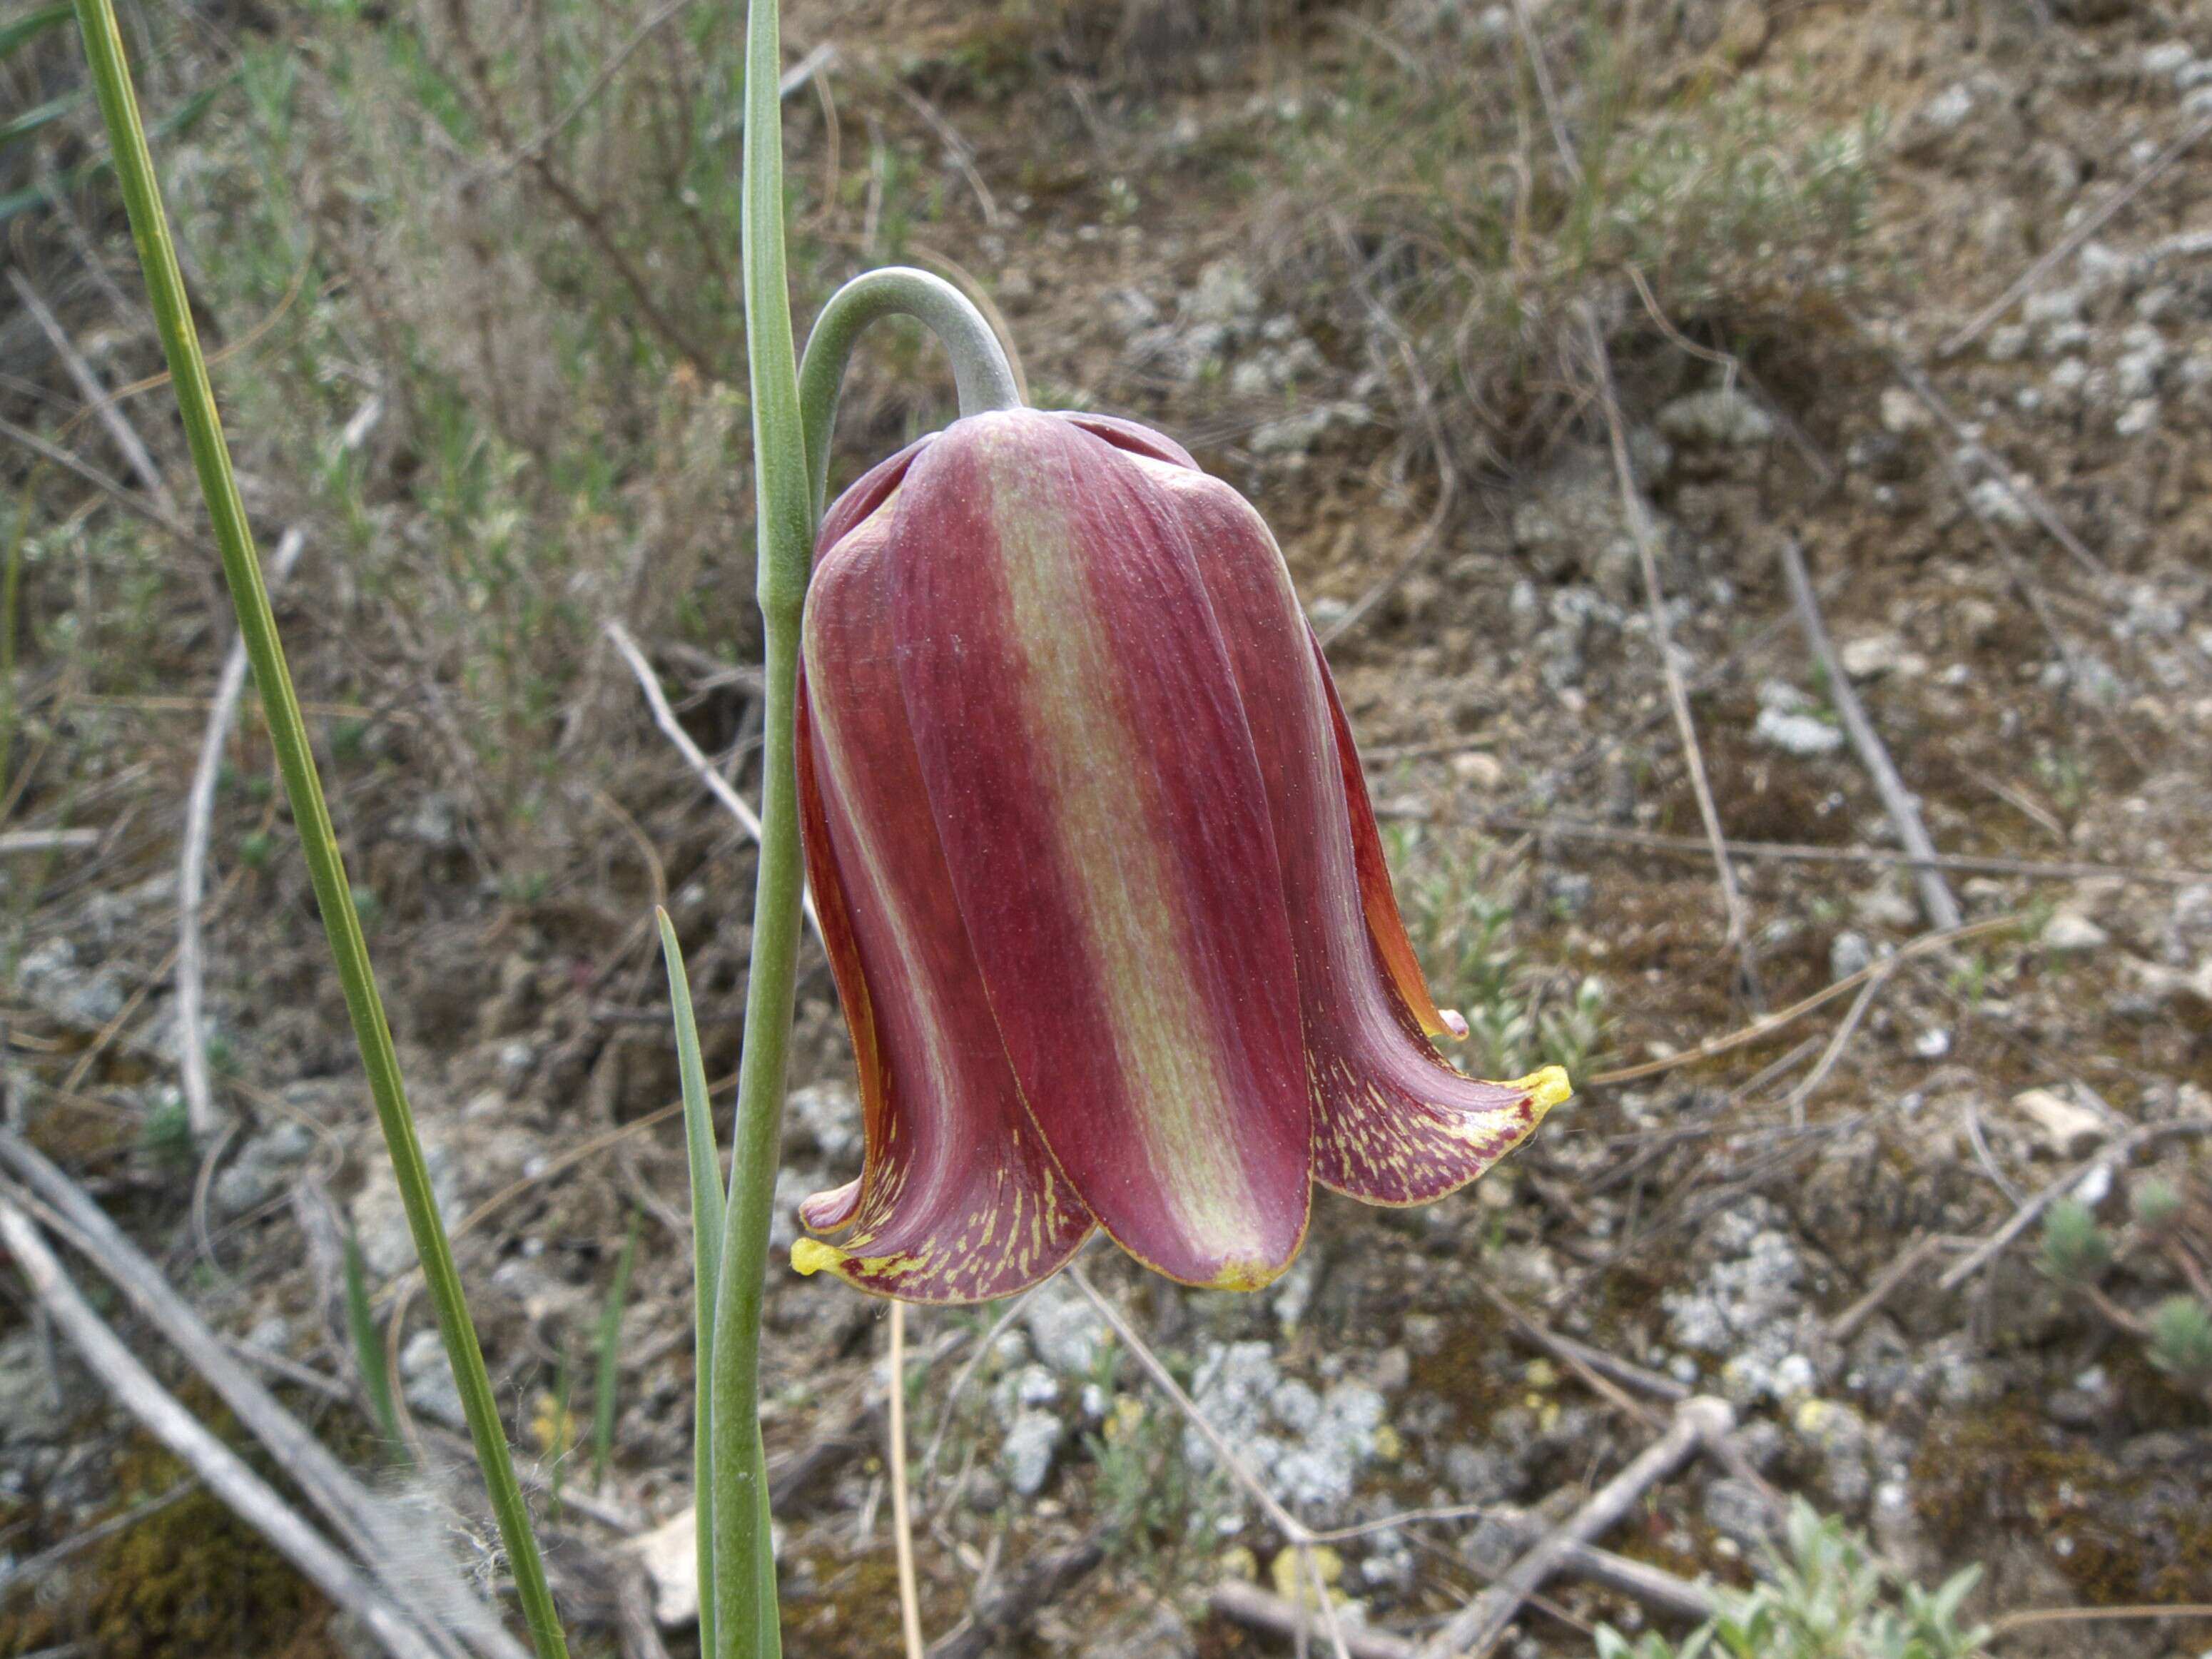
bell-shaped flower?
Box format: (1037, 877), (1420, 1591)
(789, 409), (1569, 1302)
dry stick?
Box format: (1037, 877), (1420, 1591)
(888, 1304), (927, 1659)
(1872, 338), (2106, 579)
(1415, 1397), (1735, 1659)
(1465, 814), (2211, 886)
(178, 524), (306, 1138)
(1940, 106), (2212, 356)
(923, 1539), (1105, 1659)
(1509, 0), (1583, 185)
(1472, 1279), (1688, 1408)
(1586, 911), (2024, 1090)
(9, 269), (176, 514)
(1067, 1267), (1356, 1659)
(1989, 1601), (2212, 1640)
(1827, 1234), (1970, 1344)
(0, 828), (98, 854)
(1777, 959), (1887, 1131)
(0, 1478), (198, 1598)
(0, 1134), (524, 1659)
(1316, 213), (1462, 649)
(1777, 539), (1962, 932)
(1460, 1509), (1715, 1623)
(604, 619), (822, 943)
(1210, 1583), (1418, 1659)
(0, 412), (195, 541)
(1588, 318), (1762, 1005)
(1938, 1120), (2212, 1292)
(0, 1198), (445, 1659)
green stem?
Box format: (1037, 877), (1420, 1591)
(798, 265), (1023, 517)
(710, 2), (811, 1655)
(67, 6), (567, 1655)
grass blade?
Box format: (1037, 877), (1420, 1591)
(0, 91), (78, 147)
(590, 1210), (640, 1492)
(65, 4), (567, 1652)
(0, 2), (72, 59)
(657, 908), (724, 1659)
(343, 1224), (402, 1453)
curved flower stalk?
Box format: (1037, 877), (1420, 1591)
(791, 408), (1571, 1302)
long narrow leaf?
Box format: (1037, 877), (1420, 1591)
(0, 3), (71, 61)
(0, 90), (79, 146)
(343, 1225), (402, 1452)
(65, 5), (567, 1652)
(657, 908), (724, 1659)
(590, 1210), (640, 1491)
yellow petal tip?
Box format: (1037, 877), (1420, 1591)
(1508, 1065), (1573, 1120)
(1207, 1253), (1289, 1293)
(791, 1239), (846, 1278)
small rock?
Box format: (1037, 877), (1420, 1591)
(1095, 1603), (1195, 1659)
(2041, 910), (2110, 953)
(1703, 1477), (1776, 1551)
(786, 1082), (861, 1165)
(2116, 399), (2161, 437)
(1020, 1276), (1110, 1376)
(1911, 1028), (1952, 1060)
(1837, 634), (1903, 679)
(634, 1506), (701, 1627)
(1002, 1409), (1064, 1496)
(1444, 1444), (1520, 1501)
(1250, 402), (1369, 457)
(1877, 389), (1931, 435)
(1752, 707), (1845, 757)
(1451, 751), (1506, 788)
(1655, 386), (1774, 451)
(16, 936), (126, 1028)
(213, 1120), (317, 1219)
(1967, 477), (2035, 529)
(2009, 1087), (2107, 1159)
(0, 1331), (70, 1446)
(354, 1139), (465, 1279)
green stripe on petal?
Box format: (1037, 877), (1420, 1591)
(889, 413), (1312, 1290)
(1125, 452), (1562, 1206)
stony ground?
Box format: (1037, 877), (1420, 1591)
(5, 1), (2212, 1656)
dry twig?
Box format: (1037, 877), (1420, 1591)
(9, 270), (175, 514)
(1587, 316), (1761, 1003)
(1938, 1120), (2212, 1292)
(1414, 1397), (1735, 1659)
(0, 1197), (447, 1659)
(1209, 1581), (1419, 1659)
(604, 620), (822, 943)
(1777, 539), (1961, 932)
(1940, 107), (2212, 356)
(1458, 815), (2211, 887)
(178, 525), (307, 1137)
(889, 1304), (927, 1659)
(0, 1134), (524, 1659)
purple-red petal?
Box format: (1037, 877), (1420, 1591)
(791, 492), (1093, 1303)
(1127, 455), (1566, 1204)
(889, 412), (1312, 1289)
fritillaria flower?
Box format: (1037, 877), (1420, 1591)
(788, 409), (1569, 1302)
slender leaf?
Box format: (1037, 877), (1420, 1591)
(590, 1210), (639, 1491)
(657, 908), (723, 1659)
(65, 4), (567, 1651)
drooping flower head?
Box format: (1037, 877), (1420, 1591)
(790, 409), (1568, 1302)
